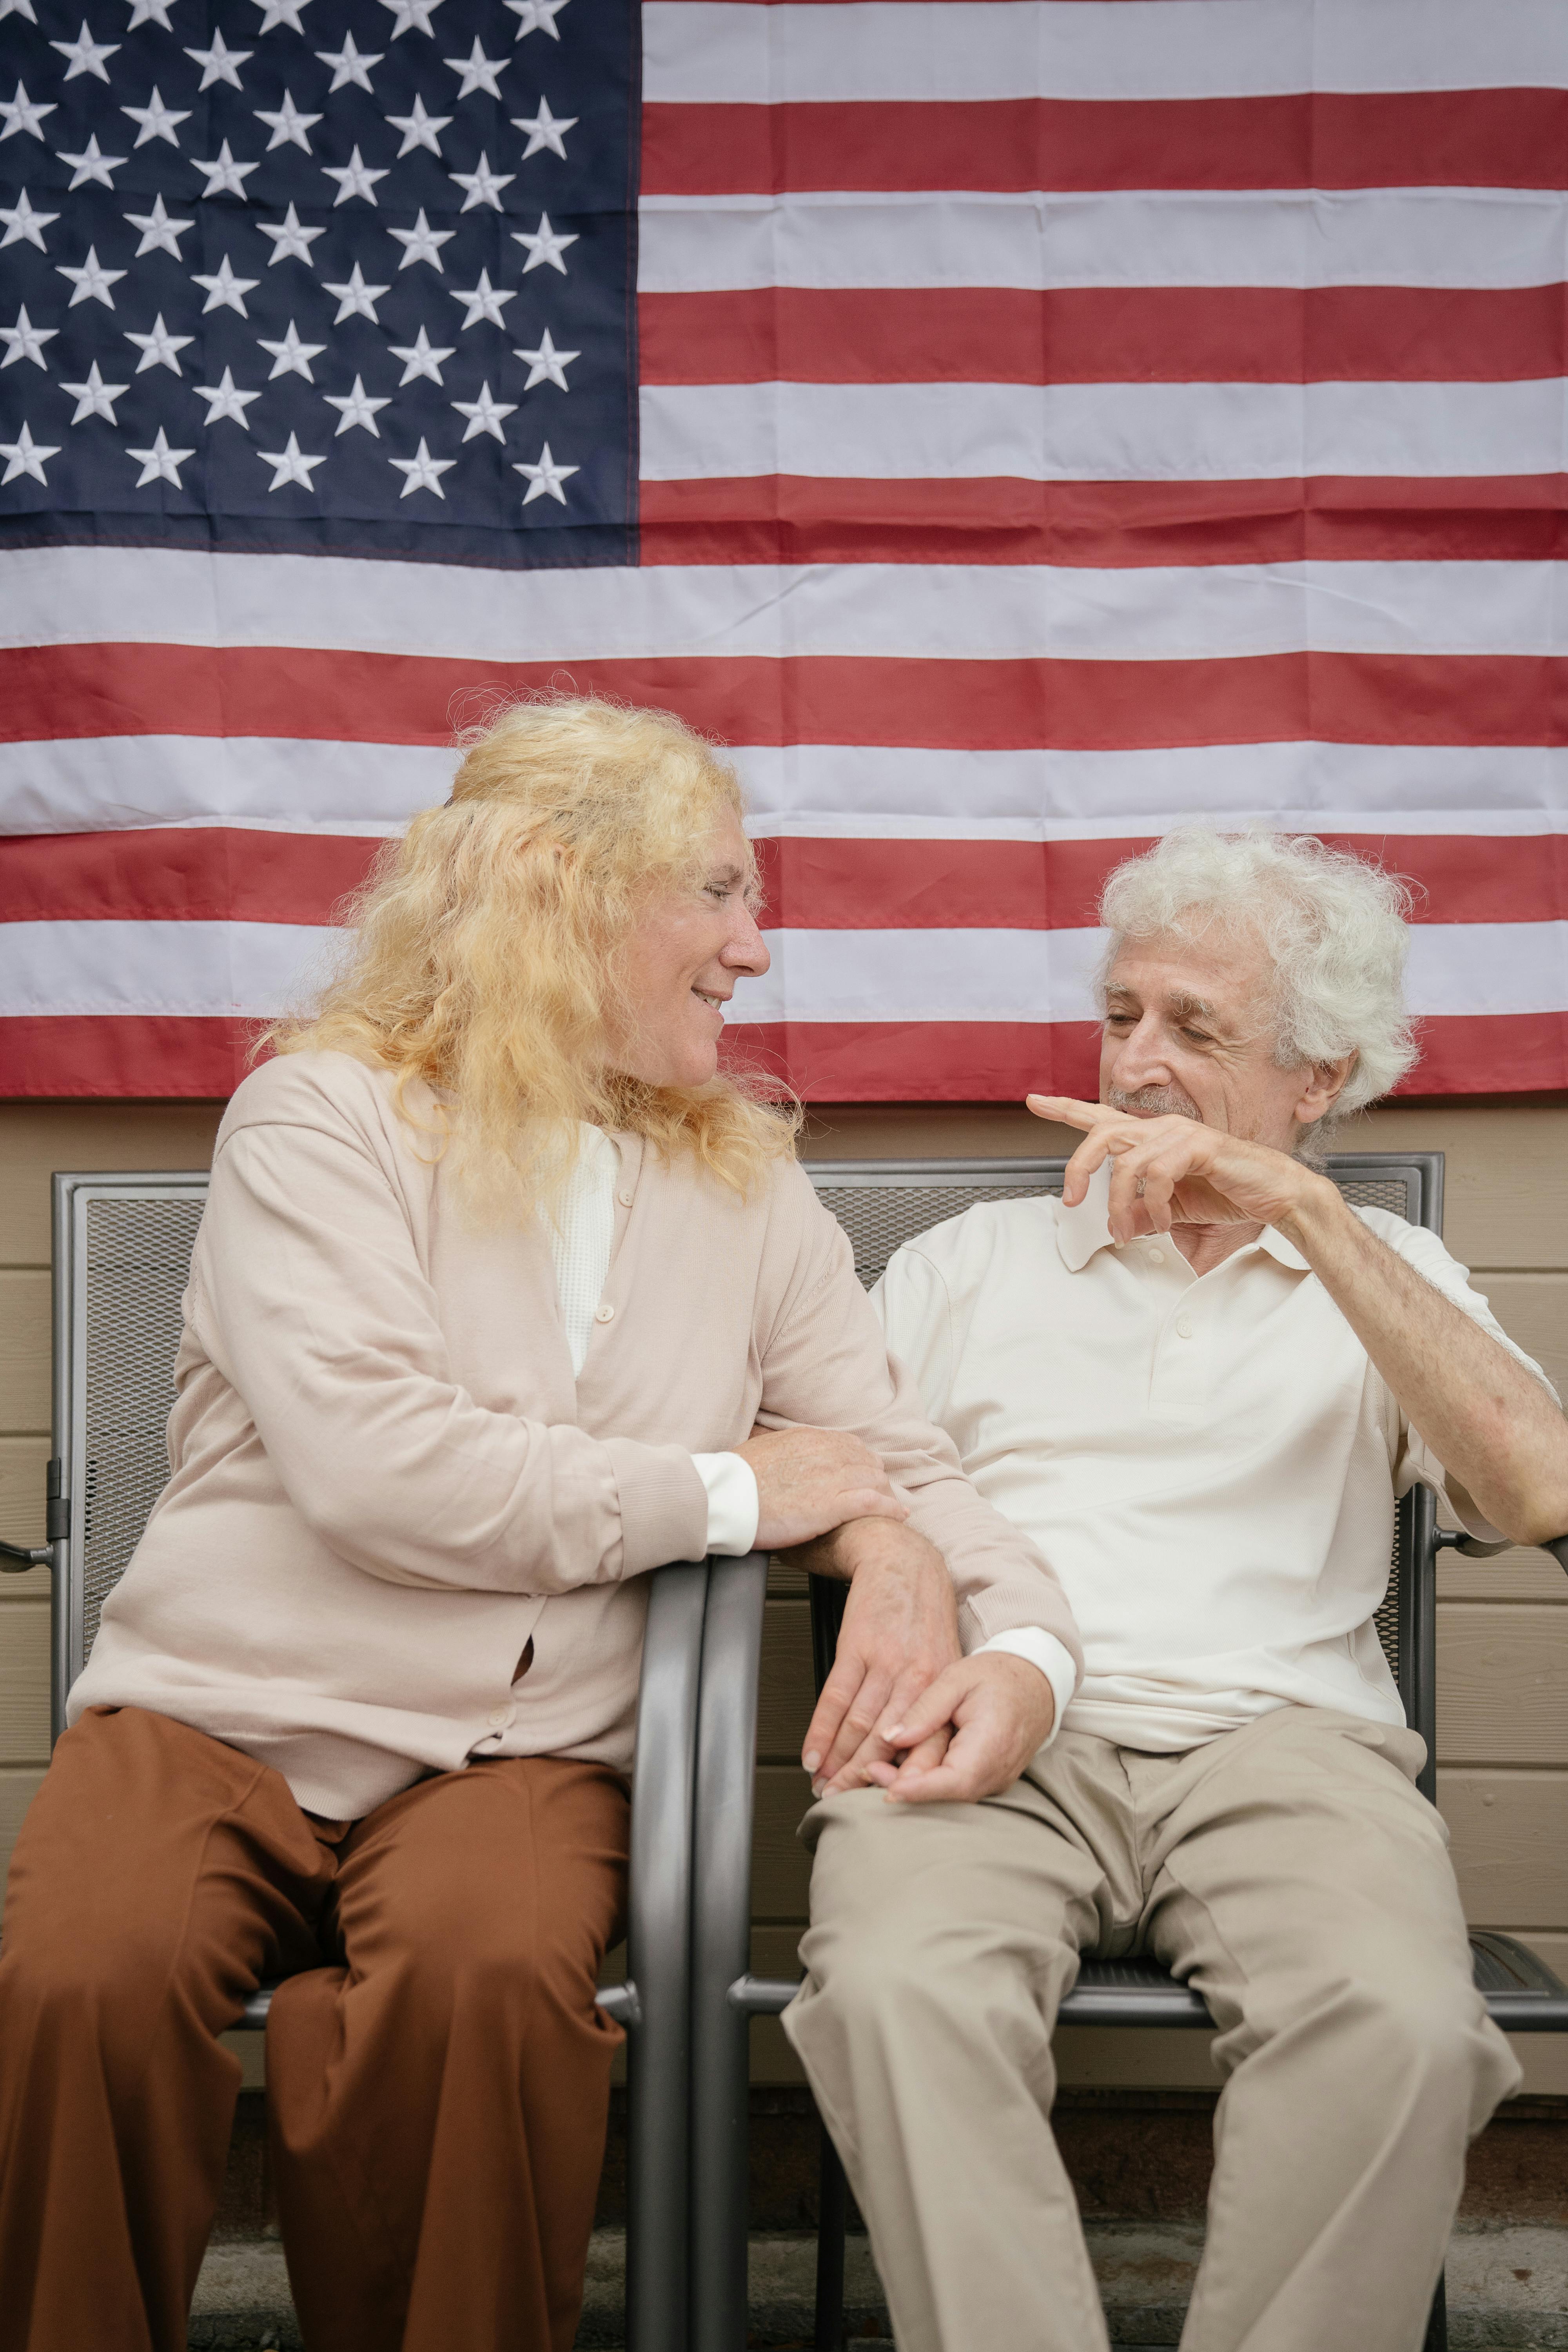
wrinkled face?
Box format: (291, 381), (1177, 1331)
(1099, 924), (1347, 1152)
(610, 808), (769, 1089)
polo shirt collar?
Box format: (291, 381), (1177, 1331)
(1054, 1160), (1310, 1273)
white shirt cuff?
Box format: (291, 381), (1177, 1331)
(975, 1629), (1078, 1750)
(691, 1453), (760, 1556)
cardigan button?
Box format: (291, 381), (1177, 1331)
(594, 1303), (615, 1323)
(617, 1190), (633, 1207)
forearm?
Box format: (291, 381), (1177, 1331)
(1282, 1181), (1568, 1543)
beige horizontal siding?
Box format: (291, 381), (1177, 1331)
(3, 1098), (1566, 2091)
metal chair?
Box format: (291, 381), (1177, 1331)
(687, 1152), (1568, 2352)
(0, 1170), (718, 2352)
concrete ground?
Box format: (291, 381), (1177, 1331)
(188, 2222), (1568, 2350)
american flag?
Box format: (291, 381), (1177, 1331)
(2, 0), (1567, 1102)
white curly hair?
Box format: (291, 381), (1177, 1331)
(1097, 829), (1419, 1116)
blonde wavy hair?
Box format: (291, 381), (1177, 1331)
(262, 695), (797, 1210)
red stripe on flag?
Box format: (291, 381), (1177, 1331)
(637, 476), (1568, 569)
(642, 91), (1568, 195)
(0, 827), (384, 924)
(8, 644), (1568, 752)
(723, 1013), (1568, 1103)
(7, 1011), (1565, 1103)
(639, 286), (1568, 388)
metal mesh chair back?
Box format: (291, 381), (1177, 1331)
(802, 1152), (1443, 1743)
(50, 1176), (209, 1730)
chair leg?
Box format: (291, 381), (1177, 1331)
(813, 2118), (848, 2352)
(1423, 2269), (1448, 2352)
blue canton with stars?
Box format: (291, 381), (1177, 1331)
(0, 0), (639, 565)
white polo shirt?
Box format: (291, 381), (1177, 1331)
(873, 1164), (1552, 1753)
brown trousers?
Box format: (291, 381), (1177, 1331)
(0, 1705), (629, 2352)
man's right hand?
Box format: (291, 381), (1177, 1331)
(735, 1426), (909, 1551)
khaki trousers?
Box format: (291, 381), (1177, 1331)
(0, 1705), (628, 2352)
(785, 1705), (1519, 2352)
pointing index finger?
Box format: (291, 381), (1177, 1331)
(1025, 1095), (1107, 1131)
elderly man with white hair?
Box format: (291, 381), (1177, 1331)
(784, 831), (1568, 2352)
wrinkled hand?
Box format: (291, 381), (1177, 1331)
(1026, 1095), (1330, 1246)
(799, 1524), (961, 1796)
(735, 1426), (909, 1551)
(864, 1652), (1056, 1805)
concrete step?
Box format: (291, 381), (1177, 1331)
(188, 2223), (1568, 2350)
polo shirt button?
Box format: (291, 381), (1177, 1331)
(595, 1303), (615, 1323)
(1175, 1316), (1194, 1339)
(1148, 1249), (1165, 1267)
(487, 1705), (511, 1729)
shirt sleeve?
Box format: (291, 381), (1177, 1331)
(691, 1453), (761, 1555)
(1378, 1216), (1560, 1543)
(191, 1115), (710, 1598)
(974, 1628), (1078, 1746)
(753, 1183), (1085, 1676)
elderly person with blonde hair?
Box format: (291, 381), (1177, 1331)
(0, 698), (1077, 2352)
(787, 831), (1568, 2352)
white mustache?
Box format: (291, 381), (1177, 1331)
(1107, 1085), (1203, 1122)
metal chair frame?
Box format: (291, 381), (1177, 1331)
(685, 1152), (1568, 2352)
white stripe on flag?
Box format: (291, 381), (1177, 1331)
(8, 739), (1568, 840)
(640, 378), (1568, 485)
(12, 548), (1568, 667)
(0, 921), (349, 1020)
(637, 189), (1568, 296)
(642, 0), (1568, 106)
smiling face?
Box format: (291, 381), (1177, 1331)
(1100, 922), (1351, 1151)
(609, 807), (769, 1089)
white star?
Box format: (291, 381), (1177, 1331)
(380, 0), (445, 35)
(505, 0), (568, 37)
(512, 95), (575, 159)
(258, 430), (328, 490)
(57, 243), (126, 308)
(124, 311), (193, 374)
(0, 305), (57, 368)
(0, 419), (58, 485)
(183, 29), (253, 89)
(388, 323), (454, 385)
(449, 267), (515, 330)
(257, 201), (325, 266)
(0, 0), (38, 20)
(192, 253), (259, 316)
(323, 372), (390, 436)
(0, 83), (57, 142)
(451, 379), (515, 442)
(386, 91), (449, 157)
(122, 86), (191, 147)
(190, 140), (259, 198)
(389, 435), (456, 498)
(321, 143), (388, 205)
(126, 425), (194, 488)
(193, 365), (261, 427)
(255, 89), (321, 152)
(513, 323), (576, 389)
(0, 190), (58, 251)
(443, 36), (506, 98)
(58, 134), (127, 188)
(252, 0), (311, 31)
(314, 30), (381, 89)
(514, 439), (575, 504)
(258, 318), (327, 381)
(449, 149), (512, 212)
(126, 0), (175, 26)
(50, 21), (120, 81)
(61, 359), (129, 422)
(388, 205), (455, 270)
(512, 210), (576, 274)
(323, 260), (389, 323)
(125, 191), (194, 257)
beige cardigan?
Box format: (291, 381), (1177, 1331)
(70, 1052), (1082, 1816)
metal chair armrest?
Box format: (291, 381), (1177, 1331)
(1543, 1535), (1568, 1576)
(688, 1552), (771, 2352)
(0, 1540), (51, 1572)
